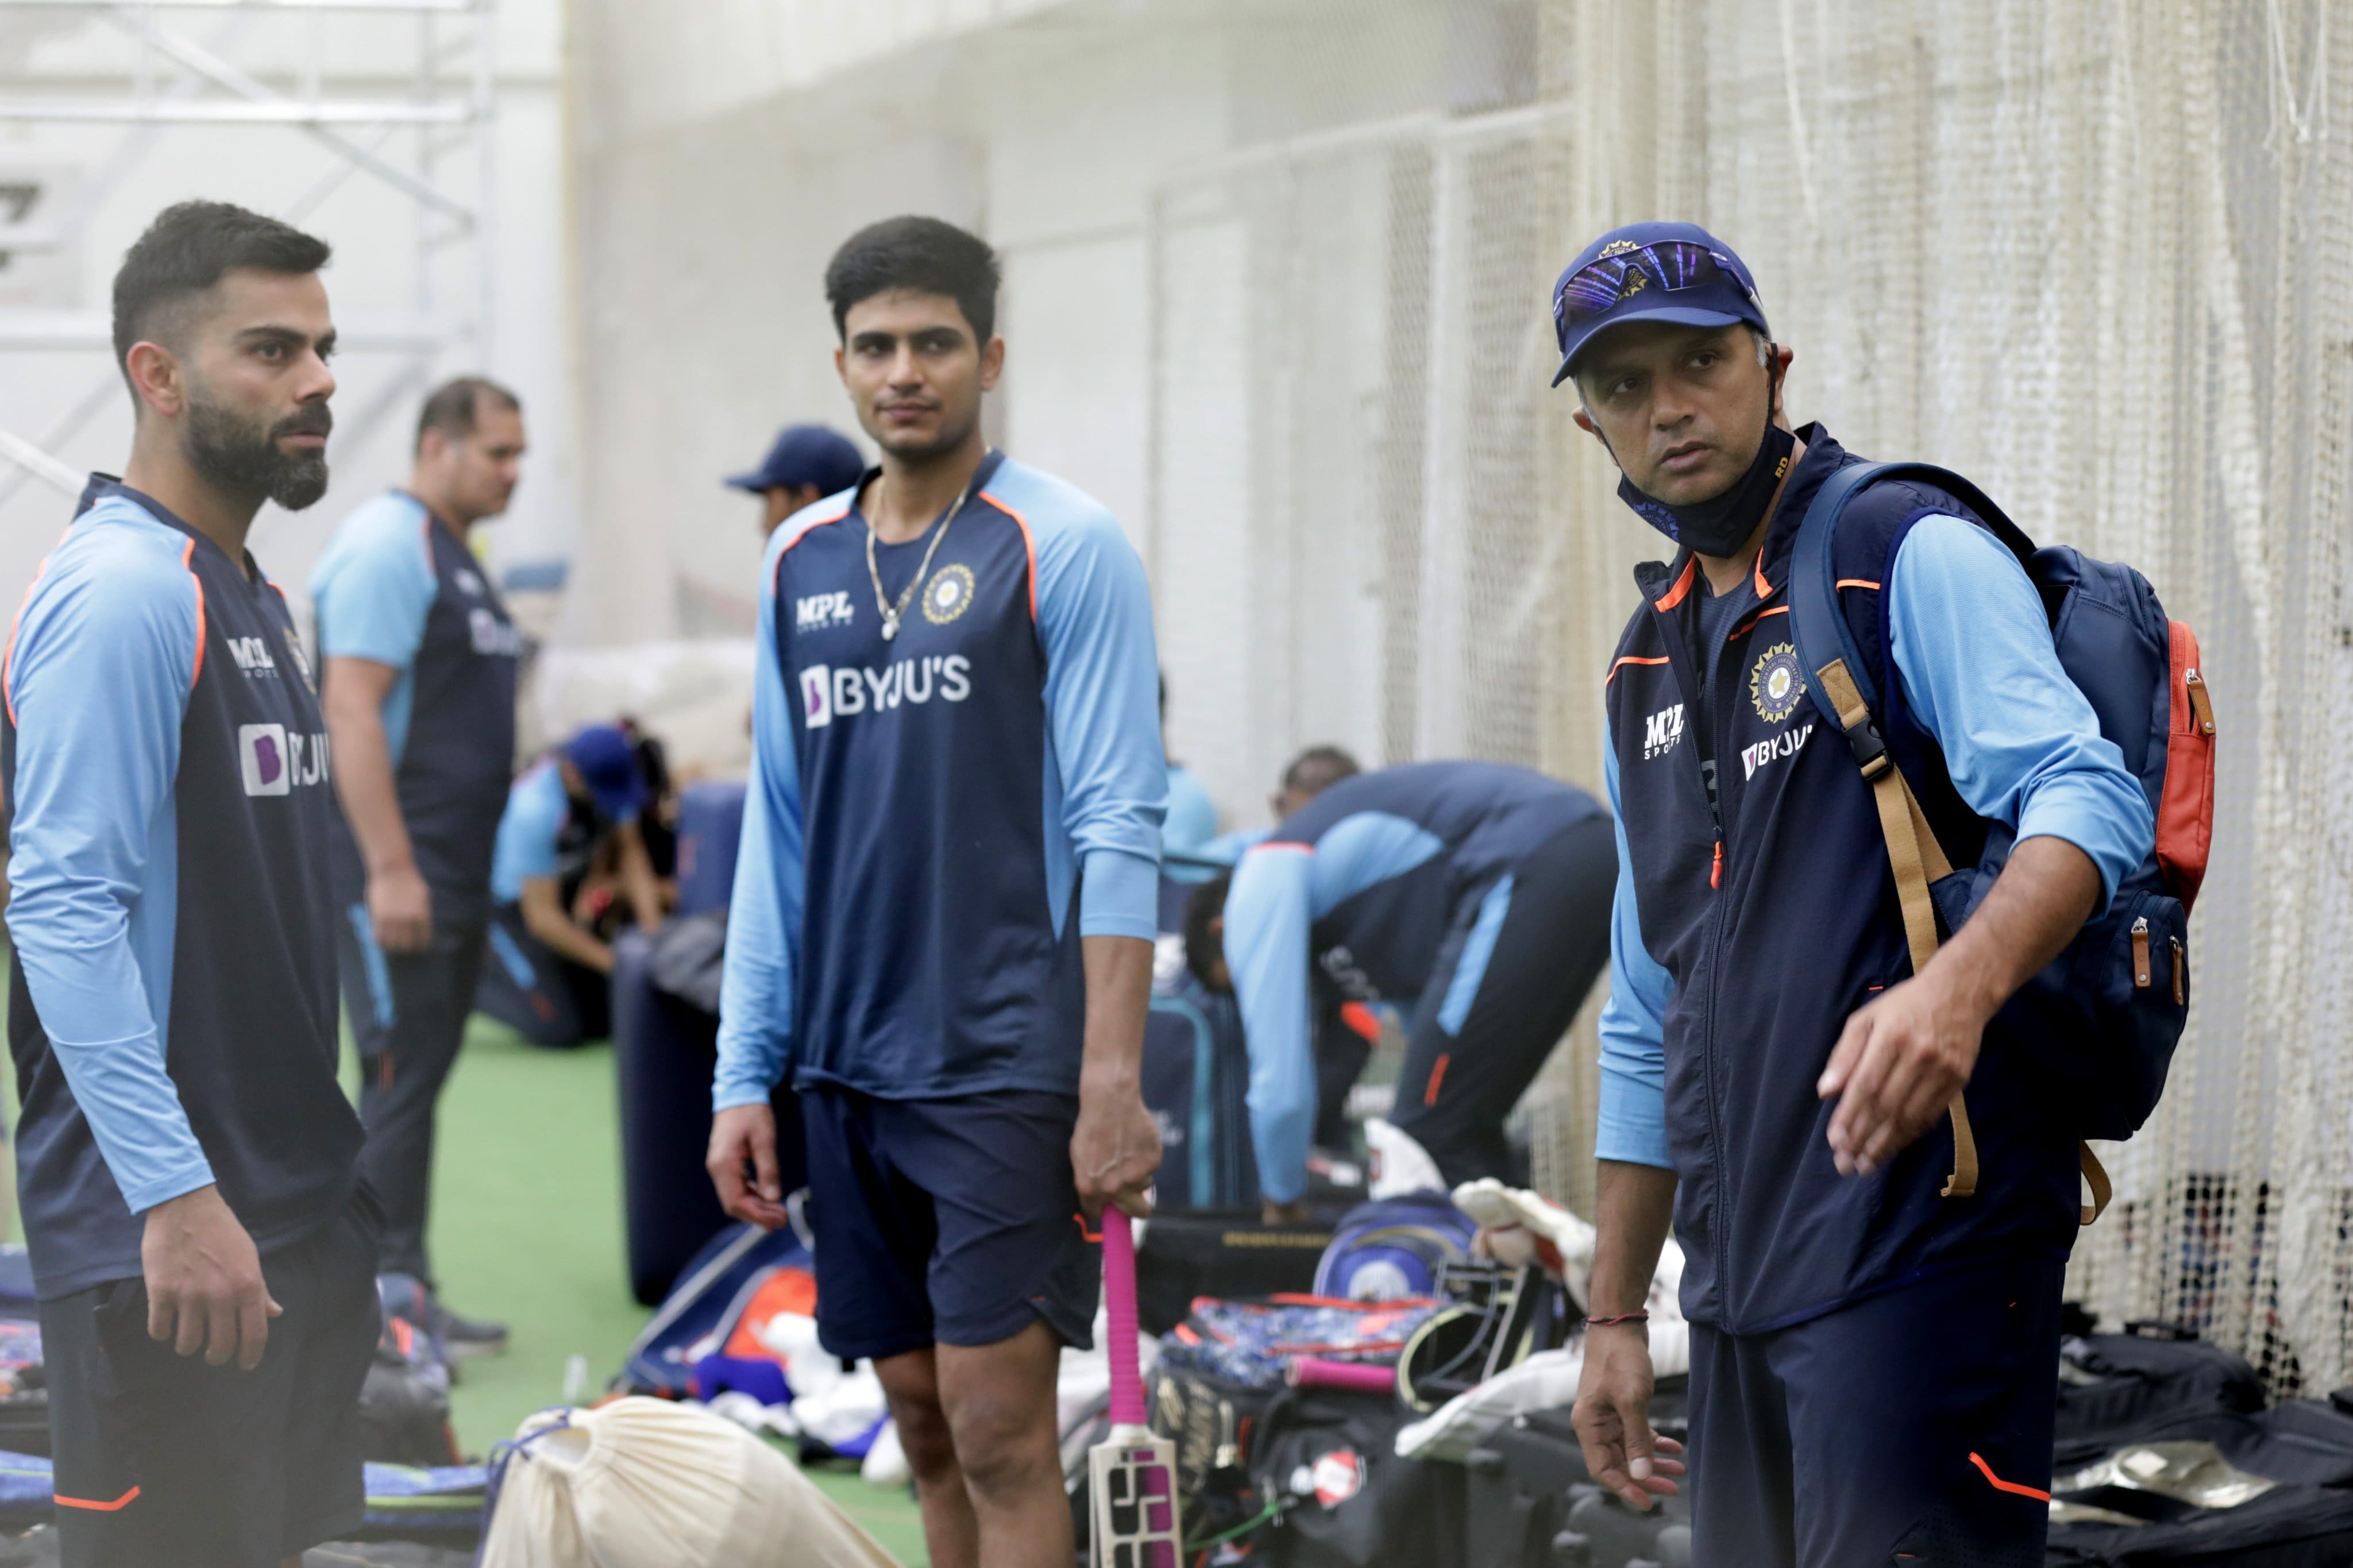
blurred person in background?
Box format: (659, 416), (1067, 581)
(1193, 742), (1362, 869)
(1185, 759), (1614, 1221)
(707, 216), (1164, 1568)
(475, 723), (668, 1049)
(308, 376), (526, 1355)
(726, 422), (867, 538)
(6, 200), (371, 1567)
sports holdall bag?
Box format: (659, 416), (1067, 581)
(1787, 462), (2217, 1223)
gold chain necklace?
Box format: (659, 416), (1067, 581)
(863, 462), (984, 642)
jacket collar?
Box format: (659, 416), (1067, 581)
(1630, 422), (1850, 609)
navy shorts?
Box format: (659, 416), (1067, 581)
(801, 1086), (1101, 1362)
(1685, 1250), (2066, 1566)
(40, 1189), (381, 1568)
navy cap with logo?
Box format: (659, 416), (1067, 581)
(1548, 221), (1770, 388)
(725, 423), (867, 497)
(561, 724), (646, 824)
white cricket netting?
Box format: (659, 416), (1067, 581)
(1146, 0), (2353, 1392)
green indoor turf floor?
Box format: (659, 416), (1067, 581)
(0, 975), (927, 1564)
(410, 1018), (930, 1564)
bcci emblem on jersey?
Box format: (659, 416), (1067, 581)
(923, 563), (977, 626)
(1749, 642), (1805, 724)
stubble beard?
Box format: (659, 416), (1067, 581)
(183, 387), (332, 512)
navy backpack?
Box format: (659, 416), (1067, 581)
(1788, 463), (2217, 1222)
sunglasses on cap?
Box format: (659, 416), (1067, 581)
(1552, 240), (1755, 334)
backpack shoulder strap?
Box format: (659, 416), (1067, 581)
(1787, 461), (1979, 1200)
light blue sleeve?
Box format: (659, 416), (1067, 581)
(1887, 515), (2155, 912)
(1224, 845), (1318, 1203)
(1030, 495), (1166, 941)
(713, 532), (804, 1111)
(5, 520), (217, 1212)
(488, 765), (568, 906)
(307, 495), (436, 668)
(1162, 764), (1220, 856)
(1596, 737), (1675, 1169)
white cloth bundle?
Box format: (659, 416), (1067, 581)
(478, 1396), (898, 1568)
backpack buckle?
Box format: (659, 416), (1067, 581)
(1843, 717), (1889, 778)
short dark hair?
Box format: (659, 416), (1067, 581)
(825, 217), (1000, 344)
(111, 200), (331, 387)
(1183, 872), (1233, 992)
(415, 376), (522, 454)
(1281, 745), (1363, 800)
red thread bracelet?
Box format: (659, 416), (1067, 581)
(1584, 1311), (1650, 1327)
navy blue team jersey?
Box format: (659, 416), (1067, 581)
(715, 452), (1165, 1106)
(3, 478), (360, 1299)
(310, 491), (520, 926)
(1221, 760), (1604, 1187)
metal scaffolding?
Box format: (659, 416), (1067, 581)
(0, 0), (497, 502)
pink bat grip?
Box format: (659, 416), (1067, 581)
(1103, 1207), (1145, 1427)
(1290, 1357), (1397, 1393)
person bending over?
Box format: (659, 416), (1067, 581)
(6, 200), (373, 1568)
(309, 376), (527, 1354)
(1554, 223), (2153, 1563)
(475, 723), (668, 1048)
(707, 217), (1164, 1568)
(1186, 760), (1615, 1223)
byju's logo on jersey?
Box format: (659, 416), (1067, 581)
(1740, 721), (1814, 781)
(226, 636), (276, 676)
(799, 656), (973, 728)
(238, 723), (331, 796)
(468, 608), (523, 658)
(1641, 702), (1686, 761)
(796, 592), (855, 633)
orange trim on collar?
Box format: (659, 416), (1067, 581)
(55, 1485), (141, 1512)
(1836, 578), (1881, 590)
(770, 506), (853, 594)
(1606, 655), (1672, 685)
(1753, 549), (1772, 598)
(1653, 558), (1699, 611)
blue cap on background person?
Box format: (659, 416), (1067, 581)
(724, 423), (866, 497)
(562, 724), (646, 823)
(1548, 221), (1770, 387)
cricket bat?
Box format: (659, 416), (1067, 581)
(1091, 1205), (1181, 1568)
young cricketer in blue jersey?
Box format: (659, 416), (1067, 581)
(309, 379), (525, 1350)
(711, 218), (1164, 1568)
(5, 202), (376, 1568)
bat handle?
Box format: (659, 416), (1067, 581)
(1103, 1206), (1145, 1428)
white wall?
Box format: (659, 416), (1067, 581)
(0, 2), (573, 619)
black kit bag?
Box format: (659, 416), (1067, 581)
(1249, 1386), (1444, 1568)
(2055, 1331), (2267, 1470)
(2047, 1399), (2353, 1565)
(1145, 1360), (1282, 1554)
(1453, 1387), (1694, 1568)
(1133, 1211), (1335, 1338)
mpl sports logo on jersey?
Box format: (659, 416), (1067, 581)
(1642, 702), (1685, 761)
(800, 656), (973, 727)
(226, 635), (276, 676)
(238, 723), (331, 797)
(796, 592), (855, 633)
(468, 608), (524, 658)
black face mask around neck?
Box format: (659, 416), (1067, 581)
(1614, 387), (1796, 559)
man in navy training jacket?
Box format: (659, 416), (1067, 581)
(1556, 222), (2153, 1565)
(708, 216), (1165, 1568)
(309, 376), (527, 1354)
(4, 200), (373, 1567)
(1185, 760), (1614, 1221)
